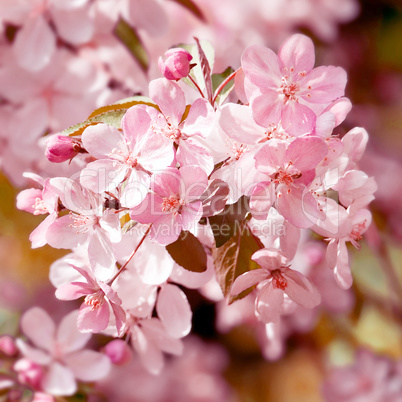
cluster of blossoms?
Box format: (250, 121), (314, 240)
(14, 34), (377, 398)
(0, 0), (359, 186)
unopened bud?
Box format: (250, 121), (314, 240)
(158, 48), (193, 80)
(104, 340), (132, 365)
(0, 335), (18, 357)
(14, 359), (43, 390)
(45, 135), (79, 163)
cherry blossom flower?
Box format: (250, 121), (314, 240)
(55, 261), (126, 335)
(80, 106), (174, 203)
(241, 34), (347, 136)
(158, 48), (193, 80)
(252, 136), (328, 227)
(231, 248), (321, 323)
(16, 307), (110, 396)
(130, 166), (208, 245)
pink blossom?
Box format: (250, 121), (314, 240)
(241, 34), (347, 136)
(148, 78), (216, 174)
(231, 248), (321, 323)
(130, 166), (208, 245)
(45, 135), (82, 163)
(80, 106), (174, 201)
(16, 308), (110, 396)
(158, 48), (193, 80)
(252, 136), (328, 227)
(104, 340), (132, 365)
(55, 262), (126, 335)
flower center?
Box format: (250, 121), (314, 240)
(161, 195), (183, 214)
(271, 269), (288, 290)
(263, 123), (290, 142)
(232, 144), (245, 160)
(280, 77), (300, 102)
(152, 115), (183, 141)
(32, 197), (47, 215)
(350, 220), (367, 249)
(68, 212), (98, 234)
(84, 291), (105, 311)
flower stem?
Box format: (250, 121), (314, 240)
(188, 75), (205, 99)
(212, 68), (240, 105)
(109, 224), (152, 284)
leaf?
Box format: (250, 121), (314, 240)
(200, 179), (229, 217)
(208, 196), (249, 247)
(64, 109), (127, 137)
(212, 220), (264, 303)
(194, 37), (213, 101)
(166, 231), (207, 272)
(88, 96), (158, 119)
(114, 18), (149, 72)
(211, 67), (235, 105)
(169, 0), (206, 21)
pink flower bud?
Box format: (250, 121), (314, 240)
(45, 135), (79, 163)
(104, 340), (132, 365)
(0, 335), (18, 357)
(14, 359), (43, 390)
(158, 48), (193, 80)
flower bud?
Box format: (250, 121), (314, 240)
(158, 48), (193, 80)
(14, 359), (43, 390)
(104, 340), (132, 365)
(0, 335), (18, 357)
(45, 134), (79, 163)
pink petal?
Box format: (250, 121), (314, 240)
(182, 98), (215, 138)
(281, 101), (316, 136)
(286, 136), (328, 171)
(251, 249), (288, 271)
(88, 230), (116, 280)
(13, 16), (55, 72)
(242, 45), (282, 91)
(219, 103), (265, 144)
(80, 160), (128, 194)
(156, 284), (192, 338)
(51, 5), (94, 45)
(20, 308), (55, 353)
(149, 79), (185, 126)
(283, 268), (321, 308)
(63, 350), (111, 382)
(254, 140), (287, 175)
(81, 124), (125, 159)
(278, 34), (315, 74)
(322, 97), (352, 126)
(342, 127), (369, 162)
(46, 215), (88, 249)
(119, 169), (151, 209)
(30, 214), (57, 249)
(121, 105), (152, 146)
(301, 66), (347, 104)
(256, 282), (284, 323)
(41, 362), (76, 396)
(250, 91), (283, 128)
(250, 182), (274, 219)
(151, 167), (181, 197)
(16, 340), (51, 365)
(277, 185), (322, 228)
(334, 240), (352, 289)
(99, 213), (122, 244)
(56, 310), (91, 354)
(77, 303), (110, 333)
(55, 282), (93, 301)
(131, 325), (164, 375)
(176, 140), (214, 175)
(17, 189), (42, 213)
(230, 269), (269, 297)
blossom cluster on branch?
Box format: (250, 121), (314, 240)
(10, 33), (378, 398)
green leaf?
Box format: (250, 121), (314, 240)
(208, 196), (249, 247)
(166, 231), (207, 272)
(211, 66), (235, 105)
(212, 220), (264, 303)
(64, 109), (127, 137)
(114, 18), (149, 72)
(88, 96), (158, 119)
(169, 0), (206, 21)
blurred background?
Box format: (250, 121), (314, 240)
(0, 0), (401, 400)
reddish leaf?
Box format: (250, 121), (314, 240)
(200, 179), (229, 217)
(169, 0), (206, 21)
(114, 18), (149, 72)
(194, 37), (213, 102)
(166, 231), (207, 272)
(212, 220), (264, 303)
